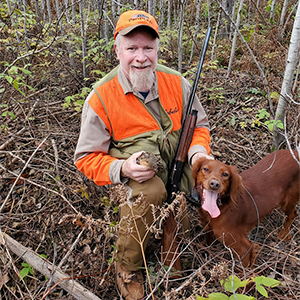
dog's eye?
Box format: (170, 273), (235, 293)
(222, 172), (229, 177)
(203, 167), (210, 172)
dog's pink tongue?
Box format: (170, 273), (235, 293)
(202, 189), (220, 218)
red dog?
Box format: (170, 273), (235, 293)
(192, 149), (299, 267)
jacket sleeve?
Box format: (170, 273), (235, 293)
(74, 91), (123, 186)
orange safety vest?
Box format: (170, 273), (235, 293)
(75, 64), (210, 188)
(91, 67), (183, 140)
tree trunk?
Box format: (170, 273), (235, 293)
(273, 2), (300, 149)
(178, 0), (187, 73)
(219, 0), (234, 39)
(211, 10), (221, 61)
(167, 0), (172, 29)
(270, 0), (277, 21)
(0, 230), (102, 300)
(279, 1), (298, 39)
(227, 0), (244, 77)
(71, 0), (76, 23)
(55, 0), (63, 29)
(159, 0), (166, 29)
(293, 59), (300, 92)
(189, 0), (201, 64)
(46, 0), (52, 21)
(148, 0), (156, 16)
(6, 0), (22, 46)
(111, 0), (116, 20)
(280, 0), (290, 25)
(134, 0), (139, 9)
(79, 0), (87, 79)
(103, 0), (109, 42)
(229, 0), (237, 39)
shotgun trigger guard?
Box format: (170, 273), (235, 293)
(185, 188), (202, 207)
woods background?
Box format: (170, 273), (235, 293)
(0, 0), (300, 299)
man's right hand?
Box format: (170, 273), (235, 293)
(121, 151), (155, 183)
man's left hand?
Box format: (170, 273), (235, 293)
(191, 152), (214, 166)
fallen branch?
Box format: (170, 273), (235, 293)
(0, 230), (101, 300)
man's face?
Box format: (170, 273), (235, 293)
(115, 29), (158, 92)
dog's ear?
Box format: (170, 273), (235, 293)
(191, 158), (207, 186)
(228, 165), (243, 204)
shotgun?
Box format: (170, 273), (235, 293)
(166, 27), (212, 203)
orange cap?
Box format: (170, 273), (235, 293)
(114, 10), (159, 40)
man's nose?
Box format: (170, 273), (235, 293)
(136, 48), (147, 62)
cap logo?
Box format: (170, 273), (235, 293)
(129, 14), (151, 23)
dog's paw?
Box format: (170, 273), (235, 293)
(278, 228), (291, 240)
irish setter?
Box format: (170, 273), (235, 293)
(192, 149), (299, 267)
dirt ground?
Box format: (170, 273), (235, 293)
(0, 67), (299, 299)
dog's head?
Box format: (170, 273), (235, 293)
(191, 158), (242, 218)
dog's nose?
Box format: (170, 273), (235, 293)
(209, 179), (220, 190)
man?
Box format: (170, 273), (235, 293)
(74, 10), (211, 300)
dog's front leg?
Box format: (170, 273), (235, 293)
(197, 208), (215, 244)
(161, 213), (182, 278)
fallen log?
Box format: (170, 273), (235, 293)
(0, 230), (101, 300)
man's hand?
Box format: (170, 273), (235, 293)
(121, 151), (155, 183)
(191, 152), (214, 166)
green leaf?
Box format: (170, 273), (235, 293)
(13, 79), (19, 90)
(9, 66), (18, 75)
(229, 116), (236, 127)
(254, 275), (264, 284)
(256, 276), (280, 288)
(264, 121), (274, 131)
(248, 87), (261, 94)
(196, 296), (211, 300)
(208, 293), (229, 300)
(229, 295), (255, 300)
(8, 112), (16, 119)
(21, 262), (30, 268)
(227, 99), (236, 105)
(276, 121), (284, 129)
(20, 268), (29, 279)
(256, 284), (268, 298)
(223, 275), (242, 292)
(19, 67), (32, 75)
(262, 277), (280, 287)
(270, 91), (279, 100)
(29, 267), (33, 275)
(256, 108), (269, 119)
(254, 276), (265, 284)
(5, 75), (13, 84)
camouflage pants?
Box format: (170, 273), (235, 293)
(116, 176), (189, 271)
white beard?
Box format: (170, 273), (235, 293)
(129, 66), (155, 93)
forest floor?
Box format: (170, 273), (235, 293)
(0, 66), (299, 300)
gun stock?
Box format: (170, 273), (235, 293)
(167, 110), (197, 203)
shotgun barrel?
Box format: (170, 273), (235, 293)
(167, 27), (212, 203)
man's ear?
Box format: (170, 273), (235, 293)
(114, 44), (120, 60)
